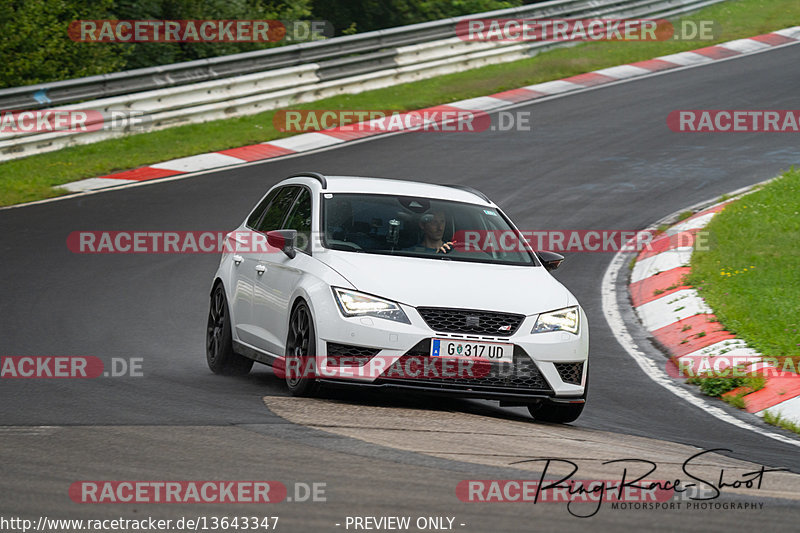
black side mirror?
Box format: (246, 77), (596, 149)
(266, 229), (297, 259)
(538, 250), (564, 271)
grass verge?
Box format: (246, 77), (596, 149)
(2, 0), (800, 206)
(687, 168), (800, 368)
(763, 410), (800, 435)
(686, 372), (765, 398)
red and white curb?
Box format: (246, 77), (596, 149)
(629, 201), (800, 426)
(61, 25), (800, 193)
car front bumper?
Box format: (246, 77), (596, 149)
(313, 301), (589, 399)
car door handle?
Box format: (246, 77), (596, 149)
(232, 254), (243, 265)
(255, 264), (267, 275)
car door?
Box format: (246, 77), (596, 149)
(252, 187), (314, 356)
(229, 187), (278, 344)
(234, 185), (299, 350)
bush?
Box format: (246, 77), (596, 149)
(0, 0), (312, 88)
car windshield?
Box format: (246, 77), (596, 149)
(321, 193), (537, 266)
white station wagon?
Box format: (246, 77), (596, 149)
(207, 173), (589, 422)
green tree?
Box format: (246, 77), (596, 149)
(0, 0), (312, 89)
(310, 0), (523, 36)
(114, 0), (312, 70)
(0, 0), (128, 88)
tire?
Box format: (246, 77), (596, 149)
(528, 401), (585, 423)
(206, 283), (253, 375)
(528, 364), (588, 423)
(284, 301), (320, 397)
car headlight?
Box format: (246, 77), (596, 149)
(332, 288), (410, 324)
(531, 306), (579, 335)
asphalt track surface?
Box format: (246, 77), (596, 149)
(2, 43), (800, 531)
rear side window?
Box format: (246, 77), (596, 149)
(283, 189), (312, 253)
(246, 188), (280, 229)
(255, 187), (299, 233)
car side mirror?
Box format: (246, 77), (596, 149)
(266, 229), (297, 259)
(538, 250), (564, 271)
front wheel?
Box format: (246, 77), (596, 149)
(284, 301), (320, 397)
(206, 284), (253, 375)
(528, 364), (588, 423)
(527, 401), (584, 423)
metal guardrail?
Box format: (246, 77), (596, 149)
(0, 0), (713, 110)
(0, 0), (727, 161)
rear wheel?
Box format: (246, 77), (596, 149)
(206, 284), (253, 375)
(284, 301), (320, 397)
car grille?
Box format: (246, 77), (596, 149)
(416, 307), (524, 337)
(376, 339), (552, 393)
(554, 362), (584, 385)
(326, 342), (380, 367)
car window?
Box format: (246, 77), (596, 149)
(255, 186), (299, 233)
(283, 188), (312, 253)
(246, 188), (280, 229)
(321, 193), (536, 266)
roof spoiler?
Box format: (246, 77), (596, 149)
(443, 184), (491, 204)
(287, 172), (327, 189)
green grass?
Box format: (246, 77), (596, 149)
(687, 371), (765, 398)
(2, 0), (800, 206)
(763, 410), (800, 435)
(687, 169), (800, 369)
(723, 393), (747, 409)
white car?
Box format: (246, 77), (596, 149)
(206, 172), (589, 422)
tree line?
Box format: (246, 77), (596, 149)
(1, 0), (533, 89)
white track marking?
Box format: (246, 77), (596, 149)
(775, 27), (800, 39)
(593, 65), (652, 79)
(59, 177), (132, 192)
(656, 52), (713, 66)
(718, 39), (771, 53)
(678, 339), (761, 361)
(523, 80), (584, 94)
(635, 288), (712, 331)
(266, 132), (344, 151)
(150, 153), (246, 172)
(631, 247), (693, 283)
(665, 212), (717, 235)
(445, 96), (509, 111)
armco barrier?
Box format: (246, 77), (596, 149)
(0, 0), (726, 161)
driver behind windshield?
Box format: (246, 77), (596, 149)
(406, 210), (456, 254)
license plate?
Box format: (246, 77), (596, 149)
(430, 338), (513, 364)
